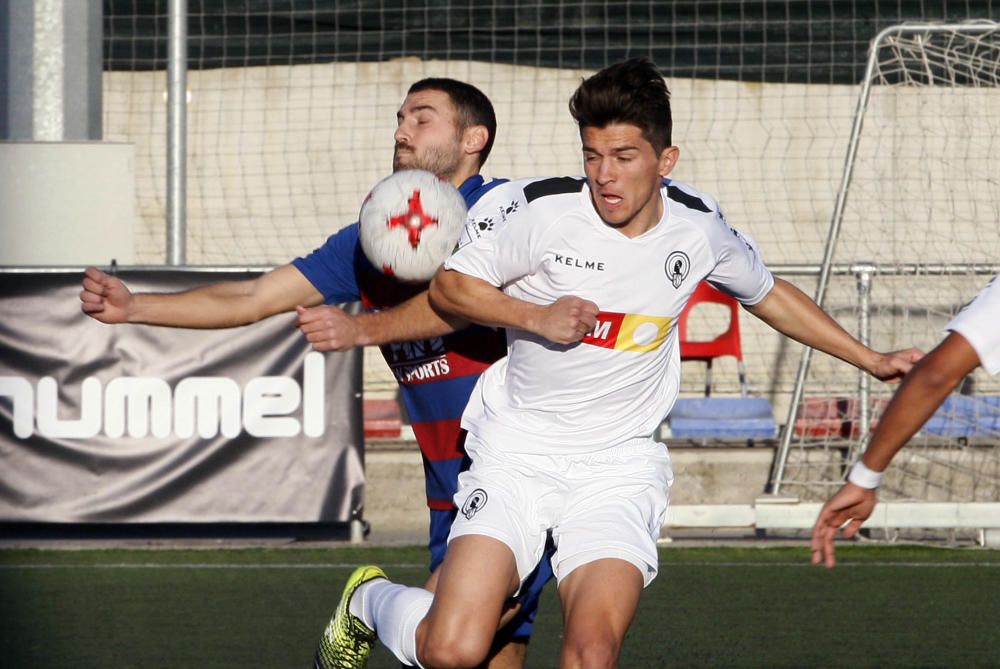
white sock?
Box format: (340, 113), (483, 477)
(349, 579), (432, 668)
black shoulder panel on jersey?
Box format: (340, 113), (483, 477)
(524, 177), (586, 203)
(666, 185), (712, 213)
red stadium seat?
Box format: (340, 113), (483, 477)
(793, 396), (889, 438)
(677, 280), (748, 396)
(363, 398), (402, 439)
(668, 281), (777, 440)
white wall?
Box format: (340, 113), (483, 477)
(0, 142), (135, 265)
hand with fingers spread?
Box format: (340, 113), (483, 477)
(80, 266), (133, 324)
(810, 482), (877, 569)
(296, 304), (363, 352)
(536, 295), (600, 345)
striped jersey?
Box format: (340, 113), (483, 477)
(293, 174), (509, 509)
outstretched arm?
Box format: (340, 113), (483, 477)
(429, 267), (598, 345)
(296, 290), (470, 351)
(745, 277), (923, 381)
(810, 331), (982, 568)
(80, 264), (323, 329)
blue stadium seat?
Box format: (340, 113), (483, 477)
(921, 395), (1000, 437)
(669, 397), (777, 439)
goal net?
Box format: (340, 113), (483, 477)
(99, 4), (1000, 477)
(770, 23), (1000, 514)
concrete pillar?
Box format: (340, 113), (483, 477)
(0, 2), (132, 266)
(0, 0), (102, 140)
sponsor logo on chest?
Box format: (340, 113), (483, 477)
(582, 311), (673, 353)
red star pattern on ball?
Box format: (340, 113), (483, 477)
(387, 189), (439, 248)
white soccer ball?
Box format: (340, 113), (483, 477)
(358, 169), (468, 282)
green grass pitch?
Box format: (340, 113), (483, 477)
(2, 544), (999, 668)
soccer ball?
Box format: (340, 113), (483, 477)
(358, 169), (468, 282)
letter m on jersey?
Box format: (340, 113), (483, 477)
(582, 311), (672, 353)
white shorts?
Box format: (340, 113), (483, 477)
(448, 433), (673, 588)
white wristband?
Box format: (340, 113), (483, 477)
(848, 461), (883, 489)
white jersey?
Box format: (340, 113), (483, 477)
(946, 274), (1000, 375)
(445, 177), (774, 454)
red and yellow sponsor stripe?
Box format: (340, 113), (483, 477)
(582, 311), (672, 352)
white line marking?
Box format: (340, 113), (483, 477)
(1, 561), (998, 570)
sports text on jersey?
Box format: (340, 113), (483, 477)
(385, 337), (453, 383)
(392, 357), (451, 384)
(582, 311), (673, 353)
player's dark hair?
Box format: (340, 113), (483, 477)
(408, 78), (497, 168)
(568, 58), (672, 153)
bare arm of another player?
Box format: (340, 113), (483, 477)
(296, 290), (470, 352)
(429, 267), (598, 345)
(745, 277), (923, 381)
(80, 264), (323, 328)
(810, 332), (982, 568)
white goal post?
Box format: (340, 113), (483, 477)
(759, 22), (1000, 533)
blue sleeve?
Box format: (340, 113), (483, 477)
(291, 224), (364, 304)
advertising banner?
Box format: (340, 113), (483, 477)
(0, 270), (364, 525)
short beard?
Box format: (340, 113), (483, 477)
(392, 143), (461, 181)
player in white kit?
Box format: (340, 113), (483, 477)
(318, 58), (922, 669)
(811, 273), (1000, 568)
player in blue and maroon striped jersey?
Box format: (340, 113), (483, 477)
(81, 78), (551, 669)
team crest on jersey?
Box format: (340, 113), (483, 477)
(461, 489), (489, 519)
(665, 251), (691, 288)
